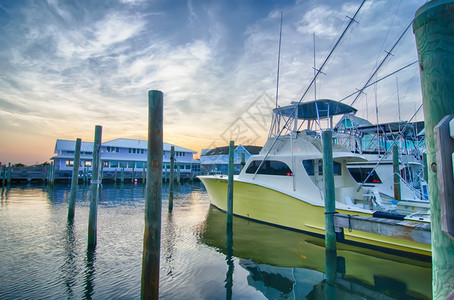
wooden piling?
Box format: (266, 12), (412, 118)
(7, 163), (11, 185)
(414, 2), (454, 298)
(50, 162), (55, 185)
(2, 165), (5, 188)
(141, 90), (163, 299)
(176, 162), (180, 186)
(169, 146), (175, 212)
(227, 141), (234, 228)
(322, 130), (336, 252)
(241, 153), (245, 170)
(132, 166), (135, 183)
(392, 145), (401, 201)
(121, 167), (125, 183)
(87, 125), (102, 249)
(143, 165), (146, 184)
(68, 138), (81, 220)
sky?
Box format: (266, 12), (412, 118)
(0, 0), (427, 165)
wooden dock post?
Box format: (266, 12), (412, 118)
(227, 141), (234, 228)
(132, 166), (135, 183)
(143, 165), (146, 184)
(414, 2), (454, 298)
(241, 153), (245, 170)
(87, 125), (102, 249)
(141, 90), (163, 299)
(392, 144), (401, 201)
(169, 146), (175, 212)
(2, 165), (5, 189)
(68, 138), (82, 220)
(121, 167), (125, 183)
(176, 162), (180, 186)
(50, 161), (55, 186)
(7, 163), (11, 185)
(322, 130), (336, 252)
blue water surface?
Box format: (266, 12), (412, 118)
(0, 182), (431, 299)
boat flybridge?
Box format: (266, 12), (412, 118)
(199, 99), (431, 256)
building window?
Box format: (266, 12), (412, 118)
(129, 148), (132, 153)
(136, 162), (144, 168)
(245, 160), (292, 176)
(110, 161), (118, 168)
(66, 160), (74, 167)
(84, 161), (92, 167)
(103, 161), (109, 167)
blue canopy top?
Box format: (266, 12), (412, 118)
(274, 99), (357, 120)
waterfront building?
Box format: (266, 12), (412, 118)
(52, 138), (200, 179)
(200, 145), (262, 175)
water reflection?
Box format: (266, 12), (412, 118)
(84, 247), (97, 299)
(225, 220), (234, 300)
(201, 206), (432, 299)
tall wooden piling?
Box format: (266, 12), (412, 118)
(176, 162), (180, 185)
(168, 146), (175, 212)
(322, 130), (336, 252)
(141, 90), (163, 299)
(121, 167), (125, 183)
(68, 138), (82, 220)
(227, 141), (234, 228)
(87, 125), (102, 249)
(2, 165), (5, 188)
(7, 163), (11, 184)
(413, 2), (454, 298)
(392, 145), (401, 201)
(241, 153), (245, 170)
(143, 165), (146, 184)
(50, 162), (55, 185)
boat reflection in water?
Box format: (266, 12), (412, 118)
(200, 206), (431, 299)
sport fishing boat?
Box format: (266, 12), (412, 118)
(334, 117), (429, 215)
(199, 99), (431, 256)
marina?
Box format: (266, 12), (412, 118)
(0, 182), (432, 299)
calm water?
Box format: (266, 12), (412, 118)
(0, 182), (431, 299)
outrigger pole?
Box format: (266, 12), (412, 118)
(254, 1), (366, 179)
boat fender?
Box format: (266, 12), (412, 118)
(372, 211), (406, 220)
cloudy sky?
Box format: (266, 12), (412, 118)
(0, 0), (427, 165)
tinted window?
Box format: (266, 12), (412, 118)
(246, 160), (292, 176)
(302, 160), (314, 176)
(347, 167), (381, 183)
(303, 160), (341, 176)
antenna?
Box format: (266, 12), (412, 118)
(275, 11), (283, 109)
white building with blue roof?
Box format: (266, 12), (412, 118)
(52, 138), (200, 180)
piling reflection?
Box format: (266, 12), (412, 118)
(61, 219), (78, 298)
(201, 206), (431, 299)
(225, 221), (234, 300)
(84, 247), (97, 300)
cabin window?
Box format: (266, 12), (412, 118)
(302, 160), (314, 176)
(110, 161), (119, 168)
(303, 160), (341, 176)
(333, 161), (342, 176)
(102, 161), (109, 167)
(66, 160), (73, 167)
(245, 160), (293, 176)
(347, 167), (382, 183)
